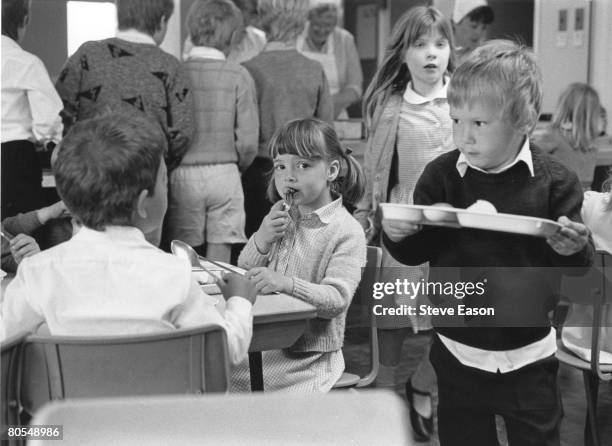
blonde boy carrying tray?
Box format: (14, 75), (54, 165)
(380, 200), (562, 238)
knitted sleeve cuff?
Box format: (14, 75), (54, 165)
(237, 237), (270, 269)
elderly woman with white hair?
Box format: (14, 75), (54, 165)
(297, 0), (363, 119)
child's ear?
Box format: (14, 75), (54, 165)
(135, 189), (150, 219)
(327, 160), (340, 182)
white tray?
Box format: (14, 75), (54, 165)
(455, 210), (562, 238)
(380, 203), (562, 238)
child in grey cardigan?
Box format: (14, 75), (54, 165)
(232, 118), (366, 392)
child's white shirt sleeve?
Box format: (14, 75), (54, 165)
(172, 278), (253, 365)
(0, 267), (45, 342)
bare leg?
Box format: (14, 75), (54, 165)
(206, 242), (231, 263)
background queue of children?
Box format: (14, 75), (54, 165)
(1, 1), (610, 445)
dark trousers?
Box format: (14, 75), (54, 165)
(430, 335), (562, 446)
(1, 140), (43, 218)
(241, 156), (273, 238)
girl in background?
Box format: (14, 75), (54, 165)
(534, 83), (602, 190)
(233, 118), (366, 392)
(354, 6), (455, 441)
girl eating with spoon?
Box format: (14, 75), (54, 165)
(232, 118), (366, 392)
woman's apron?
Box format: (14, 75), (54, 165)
(297, 33), (348, 119)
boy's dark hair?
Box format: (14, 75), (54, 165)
(54, 114), (166, 230)
(187, 0), (242, 50)
(2, 0), (29, 41)
(116, 0), (174, 36)
(465, 6), (494, 25)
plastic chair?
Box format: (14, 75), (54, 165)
(333, 246), (382, 389)
(557, 250), (612, 446)
(2, 330), (29, 445)
(18, 323), (230, 417)
(29, 390), (413, 445)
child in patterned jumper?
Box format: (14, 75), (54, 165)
(55, 0), (194, 173)
(232, 118), (366, 392)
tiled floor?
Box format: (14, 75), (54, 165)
(343, 328), (612, 446)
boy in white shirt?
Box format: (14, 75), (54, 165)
(1, 114), (256, 366)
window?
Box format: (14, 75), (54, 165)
(67, 1), (116, 56)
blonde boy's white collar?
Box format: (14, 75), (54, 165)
(403, 78), (448, 105)
(116, 29), (156, 45)
(456, 137), (534, 177)
(186, 46), (226, 61)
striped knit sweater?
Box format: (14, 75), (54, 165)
(238, 198), (366, 352)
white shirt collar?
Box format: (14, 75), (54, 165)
(292, 196), (342, 225)
(456, 137), (534, 177)
(403, 78), (448, 105)
(186, 46), (226, 61)
(115, 29), (156, 45)
(74, 225), (147, 244)
(1, 35), (21, 51)
(264, 41), (295, 52)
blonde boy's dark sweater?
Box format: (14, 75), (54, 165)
(384, 147), (594, 350)
(55, 38), (194, 170)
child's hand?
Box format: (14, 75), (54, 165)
(9, 234), (41, 264)
(245, 267), (293, 295)
(37, 201), (69, 225)
(382, 218), (421, 242)
(218, 272), (258, 304)
(547, 216), (590, 256)
(254, 200), (290, 252)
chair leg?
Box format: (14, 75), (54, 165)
(582, 371), (600, 446)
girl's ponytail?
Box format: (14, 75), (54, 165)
(333, 149), (365, 205)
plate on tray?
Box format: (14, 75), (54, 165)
(379, 203), (461, 227)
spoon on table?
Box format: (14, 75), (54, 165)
(170, 240), (227, 286)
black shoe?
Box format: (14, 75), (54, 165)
(405, 380), (434, 442)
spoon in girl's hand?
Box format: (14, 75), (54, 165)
(284, 188), (296, 211)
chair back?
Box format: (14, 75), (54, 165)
(19, 323), (230, 416)
(559, 250), (612, 380)
(2, 330), (29, 441)
(336, 246), (382, 388)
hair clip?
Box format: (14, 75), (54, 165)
(345, 147), (353, 156)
